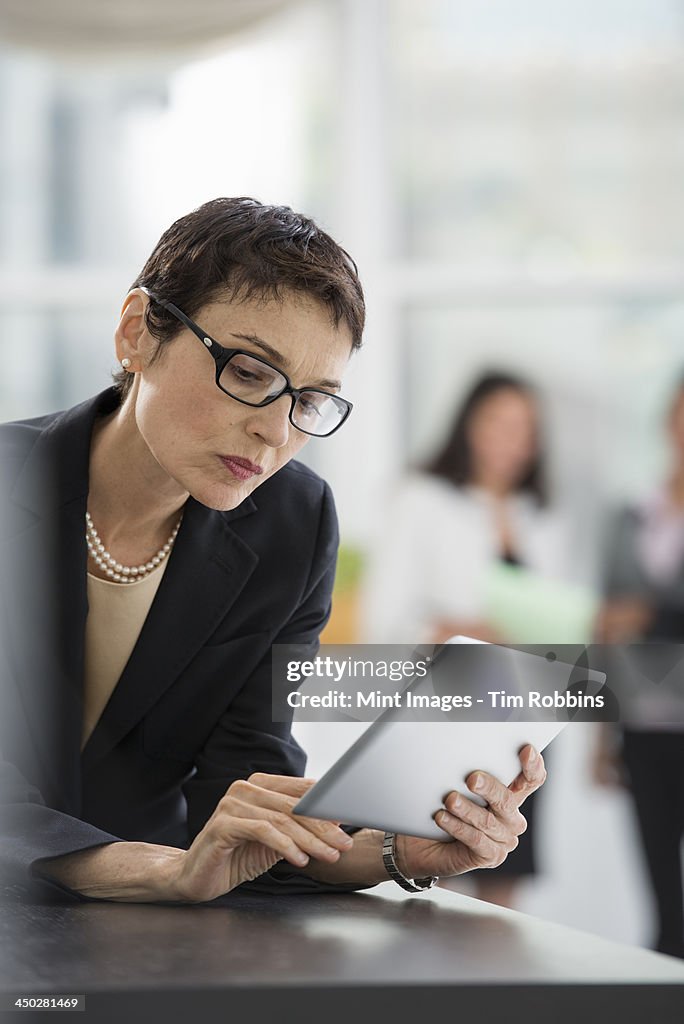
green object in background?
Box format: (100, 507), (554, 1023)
(334, 545), (365, 594)
(484, 562), (599, 644)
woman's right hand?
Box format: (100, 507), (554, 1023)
(170, 773), (354, 903)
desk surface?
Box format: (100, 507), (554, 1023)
(2, 882), (683, 1022)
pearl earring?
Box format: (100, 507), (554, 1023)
(121, 358), (131, 369)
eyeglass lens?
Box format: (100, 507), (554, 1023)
(219, 352), (347, 436)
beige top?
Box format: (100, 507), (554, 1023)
(81, 559), (169, 750)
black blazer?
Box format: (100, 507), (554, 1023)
(0, 387), (355, 901)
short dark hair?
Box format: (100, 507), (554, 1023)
(112, 197), (365, 399)
(424, 370), (547, 505)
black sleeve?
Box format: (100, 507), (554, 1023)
(0, 631), (123, 901)
(0, 439), (124, 904)
(181, 481), (379, 896)
(0, 756), (123, 903)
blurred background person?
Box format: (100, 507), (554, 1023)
(593, 377), (684, 959)
(362, 371), (570, 645)
(361, 370), (572, 908)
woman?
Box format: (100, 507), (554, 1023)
(363, 371), (567, 907)
(363, 371), (568, 646)
(593, 378), (684, 959)
(0, 200), (544, 904)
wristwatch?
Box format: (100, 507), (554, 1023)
(382, 832), (437, 893)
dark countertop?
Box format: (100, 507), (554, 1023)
(2, 881), (683, 1023)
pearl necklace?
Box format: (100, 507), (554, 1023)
(85, 511), (183, 584)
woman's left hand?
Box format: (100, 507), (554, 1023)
(396, 744), (546, 880)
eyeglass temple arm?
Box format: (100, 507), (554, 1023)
(139, 286), (208, 341)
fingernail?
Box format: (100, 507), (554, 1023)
(528, 746), (538, 762)
(450, 793), (462, 811)
(296, 852), (309, 866)
(436, 810), (449, 825)
(340, 835), (354, 849)
(473, 774), (484, 791)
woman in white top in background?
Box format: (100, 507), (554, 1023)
(362, 370), (569, 908)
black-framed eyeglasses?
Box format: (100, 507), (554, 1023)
(140, 288), (353, 438)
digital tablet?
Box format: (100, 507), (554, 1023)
(293, 637), (606, 841)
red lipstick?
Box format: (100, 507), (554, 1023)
(219, 455), (264, 481)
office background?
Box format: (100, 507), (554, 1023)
(1, 0), (683, 949)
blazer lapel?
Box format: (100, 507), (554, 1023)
(80, 495), (259, 771)
(6, 387), (260, 789)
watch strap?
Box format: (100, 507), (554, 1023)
(382, 832), (437, 893)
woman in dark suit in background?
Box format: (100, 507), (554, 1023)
(0, 198), (544, 905)
(594, 378), (684, 958)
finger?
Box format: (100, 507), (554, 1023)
(464, 770), (522, 819)
(246, 773), (318, 797)
(222, 796), (348, 862)
(248, 772), (347, 829)
(221, 815), (312, 868)
(443, 790), (526, 841)
(246, 777), (345, 826)
(508, 746), (547, 800)
(227, 779), (354, 851)
(519, 745), (546, 785)
(292, 812), (353, 848)
(218, 796), (350, 863)
(434, 810), (516, 863)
